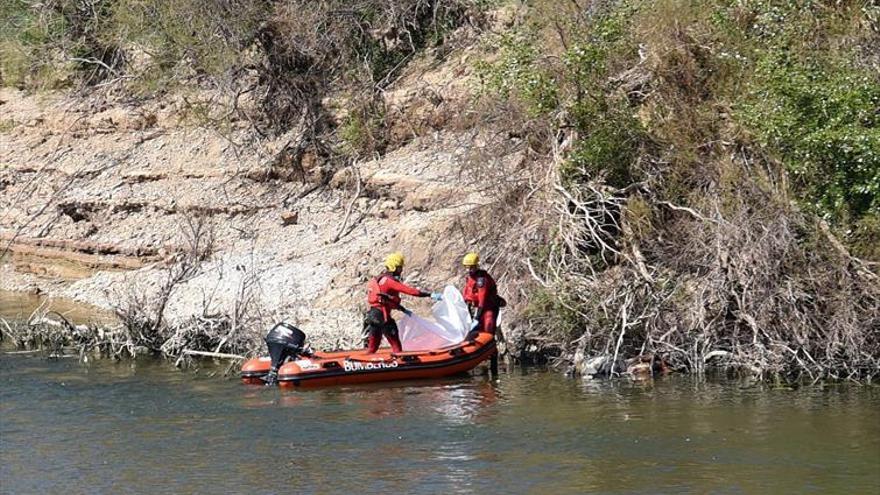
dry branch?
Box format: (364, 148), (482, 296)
(330, 164), (363, 243)
(181, 349), (245, 360)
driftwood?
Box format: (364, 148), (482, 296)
(181, 349), (245, 360)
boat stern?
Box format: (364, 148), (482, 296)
(240, 356), (272, 384)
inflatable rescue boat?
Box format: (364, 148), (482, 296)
(241, 331), (496, 388)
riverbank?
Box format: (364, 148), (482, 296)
(2, 1), (878, 383)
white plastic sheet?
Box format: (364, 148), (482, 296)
(399, 285), (471, 351)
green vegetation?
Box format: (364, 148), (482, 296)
(0, 119), (17, 132)
(1, 0), (265, 90)
(477, 0), (878, 245)
(729, 2), (880, 256)
(107, 0), (267, 92)
(338, 98), (388, 158)
(475, 32), (559, 116)
(476, 0), (879, 380)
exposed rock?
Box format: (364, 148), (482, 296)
(280, 210), (299, 226)
(582, 355), (612, 377)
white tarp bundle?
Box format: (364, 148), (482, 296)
(399, 285), (471, 351)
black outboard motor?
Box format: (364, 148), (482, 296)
(264, 322), (309, 386)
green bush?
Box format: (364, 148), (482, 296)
(474, 31), (559, 116)
(850, 212), (880, 260)
(1, 2), (70, 87)
(106, 0), (267, 89)
(740, 57), (879, 222)
(476, 6), (643, 188)
(1, 1), (273, 90)
(523, 285), (584, 342)
(721, 0), (880, 236)
(563, 107), (645, 188)
(339, 99), (387, 158)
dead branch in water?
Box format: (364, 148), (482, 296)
(182, 349), (245, 360)
(113, 212), (223, 358)
(528, 163), (880, 382)
(4, 245), (267, 363)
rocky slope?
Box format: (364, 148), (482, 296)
(0, 48), (515, 351)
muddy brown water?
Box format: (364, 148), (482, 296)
(0, 289), (116, 325)
(1, 249), (117, 325)
(1, 294), (879, 494)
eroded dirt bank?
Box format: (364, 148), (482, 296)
(0, 52), (520, 352)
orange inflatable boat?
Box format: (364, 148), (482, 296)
(241, 332), (496, 388)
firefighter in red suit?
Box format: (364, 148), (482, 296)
(461, 252), (504, 339)
(364, 252), (442, 353)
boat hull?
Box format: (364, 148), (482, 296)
(240, 332), (496, 388)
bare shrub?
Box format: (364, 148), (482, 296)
(252, 0), (487, 163)
(531, 154), (880, 382)
(113, 212), (215, 357)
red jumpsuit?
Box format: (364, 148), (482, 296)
(463, 269), (500, 337)
(365, 272), (428, 353)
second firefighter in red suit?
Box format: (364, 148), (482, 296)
(461, 252), (504, 339)
(364, 252), (442, 353)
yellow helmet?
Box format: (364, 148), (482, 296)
(384, 252), (405, 271)
(462, 252), (479, 267)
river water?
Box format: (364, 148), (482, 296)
(1, 349), (878, 494)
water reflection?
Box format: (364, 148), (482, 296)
(1, 354), (878, 494)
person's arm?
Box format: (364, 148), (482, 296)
(384, 277), (430, 297)
(463, 277), (476, 305)
(475, 277), (489, 308)
(473, 277), (490, 320)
